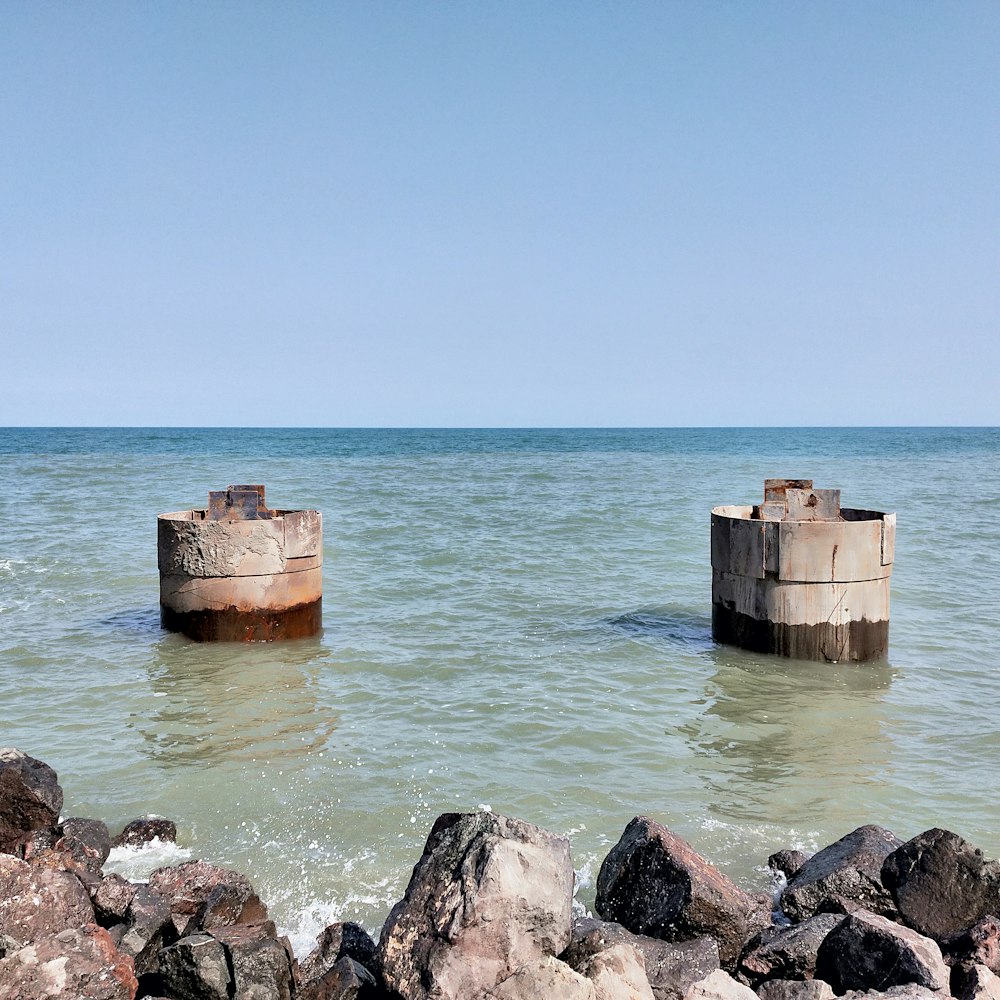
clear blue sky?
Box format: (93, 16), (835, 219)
(2, 3), (997, 426)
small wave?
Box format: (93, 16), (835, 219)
(605, 608), (714, 650)
(104, 837), (193, 880)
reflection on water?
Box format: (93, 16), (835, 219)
(605, 605), (715, 653)
(682, 647), (897, 828)
(133, 634), (338, 768)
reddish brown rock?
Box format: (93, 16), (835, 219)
(595, 817), (769, 969)
(0, 854), (94, 945)
(55, 817), (112, 872)
(882, 829), (1000, 942)
(93, 873), (139, 926)
(378, 810), (575, 1000)
(0, 749), (63, 855)
(147, 859), (267, 936)
(781, 826), (902, 923)
(0, 923), (137, 999)
(945, 917), (1000, 975)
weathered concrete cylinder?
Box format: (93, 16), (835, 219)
(158, 485), (322, 642)
(711, 480), (895, 662)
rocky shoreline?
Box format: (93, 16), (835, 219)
(2, 748), (1000, 1000)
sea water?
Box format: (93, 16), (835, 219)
(1, 426), (998, 955)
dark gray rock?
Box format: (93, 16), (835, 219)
(882, 829), (1000, 942)
(378, 810), (575, 1000)
(157, 932), (232, 1000)
(0, 749), (63, 854)
(770, 852), (812, 883)
(298, 920), (378, 986)
(0, 853), (95, 944)
(112, 817), (177, 848)
(117, 884), (176, 977)
(781, 826), (902, 922)
(563, 917), (720, 1000)
(595, 816), (770, 969)
(209, 922), (296, 1000)
(952, 962), (1000, 1000)
(738, 913), (844, 985)
(147, 859), (267, 936)
(757, 979), (835, 1000)
(841, 987), (942, 1000)
(93, 872), (138, 926)
(815, 908), (949, 994)
(298, 955), (382, 1000)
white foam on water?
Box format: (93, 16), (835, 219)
(104, 837), (193, 881)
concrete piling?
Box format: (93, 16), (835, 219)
(158, 485), (322, 642)
(711, 480), (895, 662)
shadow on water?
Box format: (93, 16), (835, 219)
(92, 606), (163, 637)
(681, 644), (899, 826)
(604, 605), (715, 652)
(130, 631), (339, 769)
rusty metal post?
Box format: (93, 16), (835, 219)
(711, 480), (895, 662)
(158, 485), (323, 642)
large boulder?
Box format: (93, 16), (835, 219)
(116, 884), (177, 978)
(738, 913), (844, 986)
(484, 955), (597, 999)
(147, 859), (267, 936)
(0, 924), (137, 999)
(577, 941), (656, 1000)
(55, 817), (112, 873)
(0, 749), (63, 854)
(815, 909), (950, 994)
(378, 811), (575, 1000)
(595, 817), (768, 969)
(882, 829), (1000, 942)
(563, 917), (720, 1000)
(0, 853), (94, 945)
(781, 826), (902, 922)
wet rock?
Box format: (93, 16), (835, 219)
(0, 749), (63, 854)
(684, 969), (759, 1000)
(815, 908), (949, 994)
(378, 810), (575, 1000)
(770, 852), (812, 883)
(484, 955), (597, 999)
(0, 853), (94, 943)
(738, 913), (844, 985)
(952, 963), (1000, 1000)
(298, 956), (382, 1000)
(577, 941), (656, 1000)
(882, 829), (1000, 942)
(93, 872), (139, 926)
(209, 922), (296, 1000)
(781, 826), (902, 922)
(757, 979), (836, 1000)
(147, 858), (267, 936)
(157, 932), (232, 1000)
(298, 920), (378, 986)
(944, 918), (1000, 975)
(595, 816), (769, 969)
(55, 816), (112, 872)
(112, 817), (177, 848)
(0, 923), (137, 999)
(563, 917), (720, 1000)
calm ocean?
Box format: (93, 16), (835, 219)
(1, 426), (998, 953)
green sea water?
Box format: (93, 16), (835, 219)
(1, 426), (998, 954)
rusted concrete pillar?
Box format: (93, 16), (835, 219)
(711, 480), (895, 662)
(158, 485), (322, 642)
